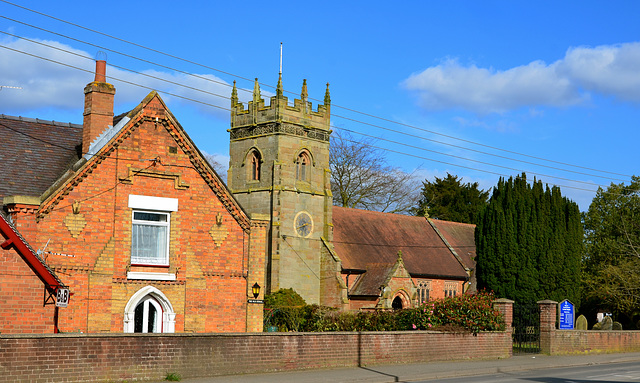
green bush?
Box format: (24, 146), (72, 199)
(264, 290), (505, 334)
(264, 288), (306, 308)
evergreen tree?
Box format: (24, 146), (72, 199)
(414, 173), (489, 224)
(476, 174), (583, 305)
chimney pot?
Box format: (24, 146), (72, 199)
(95, 60), (106, 83)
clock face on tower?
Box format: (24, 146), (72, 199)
(294, 211), (313, 238)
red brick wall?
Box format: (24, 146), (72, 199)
(549, 330), (640, 354)
(8, 96), (264, 334)
(0, 248), (56, 334)
(0, 331), (512, 382)
(537, 300), (640, 355)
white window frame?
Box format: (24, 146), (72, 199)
(135, 296), (163, 333)
(123, 286), (176, 333)
(131, 210), (170, 266)
(128, 195), (178, 267)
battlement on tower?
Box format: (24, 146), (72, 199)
(229, 76), (331, 142)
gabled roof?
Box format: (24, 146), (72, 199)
(349, 263), (394, 296)
(429, 219), (476, 270)
(0, 115), (82, 202)
(332, 206), (468, 280)
(0, 211), (65, 291)
(35, 92), (251, 231)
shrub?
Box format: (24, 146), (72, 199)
(264, 290), (505, 334)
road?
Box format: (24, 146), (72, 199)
(422, 361), (640, 382)
(151, 353), (640, 383)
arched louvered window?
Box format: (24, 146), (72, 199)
(248, 149), (261, 181)
(296, 151), (311, 181)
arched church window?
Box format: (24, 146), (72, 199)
(418, 280), (431, 304)
(296, 151), (311, 181)
(247, 150), (261, 181)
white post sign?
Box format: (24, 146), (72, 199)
(56, 288), (69, 308)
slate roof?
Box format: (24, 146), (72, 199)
(0, 115), (82, 202)
(332, 206), (469, 281)
(429, 219), (476, 271)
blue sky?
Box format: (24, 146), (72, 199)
(1, 1), (639, 211)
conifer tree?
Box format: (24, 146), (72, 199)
(475, 174), (583, 304)
(414, 173), (489, 224)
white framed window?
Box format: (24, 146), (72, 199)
(124, 286), (176, 333)
(134, 296), (163, 333)
(131, 210), (170, 266)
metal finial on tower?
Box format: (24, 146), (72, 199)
(279, 42), (283, 76)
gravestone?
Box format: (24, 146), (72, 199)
(601, 316), (613, 330)
(576, 315), (588, 330)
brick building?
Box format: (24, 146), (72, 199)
(0, 61), (267, 334)
(1, 62), (477, 334)
(227, 75), (477, 310)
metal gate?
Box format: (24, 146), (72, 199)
(512, 303), (540, 354)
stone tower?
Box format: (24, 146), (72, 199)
(228, 75), (334, 304)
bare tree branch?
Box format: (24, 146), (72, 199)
(330, 131), (419, 214)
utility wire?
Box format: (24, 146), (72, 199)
(336, 128), (610, 188)
(0, 44), (229, 113)
(0, 43), (626, 194)
(0, 36), (628, 188)
(0, 4), (631, 179)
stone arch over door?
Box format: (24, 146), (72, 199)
(392, 289), (412, 309)
(123, 285), (176, 333)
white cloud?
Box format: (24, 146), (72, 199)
(559, 43), (640, 102)
(0, 37), (92, 110)
(403, 42), (640, 113)
(0, 36), (234, 117)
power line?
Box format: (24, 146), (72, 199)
(0, 43), (625, 195)
(0, 4), (630, 180)
(0, 44), (229, 113)
(0, 20), (635, 195)
(1, 28), (628, 185)
(335, 128), (611, 189)
(0, 37), (624, 190)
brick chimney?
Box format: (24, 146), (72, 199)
(82, 60), (115, 156)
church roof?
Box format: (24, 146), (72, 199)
(332, 206), (468, 280)
(349, 263), (395, 296)
(429, 219), (476, 271)
(0, 115), (82, 202)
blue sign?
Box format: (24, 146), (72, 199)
(558, 299), (574, 330)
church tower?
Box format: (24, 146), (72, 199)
(228, 75), (334, 304)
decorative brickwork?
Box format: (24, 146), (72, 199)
(5, 86), (266, 334)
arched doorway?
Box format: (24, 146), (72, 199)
(392, 296), (403, 309)
(124, 286), (176, 333)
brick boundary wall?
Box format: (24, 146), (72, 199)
(538, 300), (640, 355)
(0, 331), (511, 382)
